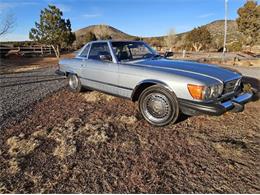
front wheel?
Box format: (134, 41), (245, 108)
(138, 85), (180, 126)
(68, 74), (83, 92)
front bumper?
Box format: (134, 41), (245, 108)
(55, 69), (66, 76)
(179, 92), (253, 116)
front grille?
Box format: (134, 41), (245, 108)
(223, 79), (239, 94)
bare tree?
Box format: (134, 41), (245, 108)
(164, 29), (176, 50)
(0, 14), (15, 36)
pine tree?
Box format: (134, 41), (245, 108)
(29, 5), (76, 58)
(236, 0), (260, 48)
(186, 26), (212, 51)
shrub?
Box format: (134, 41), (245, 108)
(227, 41), (243, 52)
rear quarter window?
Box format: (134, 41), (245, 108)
(79, 44), (90, 57)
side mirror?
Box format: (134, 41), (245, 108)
(99, 54), (112, 62)
(164, 51), (174, 58)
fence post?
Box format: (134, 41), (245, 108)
(182, 50), (186, 58)
(41, 46), (43, 55)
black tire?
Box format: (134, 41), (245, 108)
(138, 85), (180, 126)
(67, 74), (83, 93)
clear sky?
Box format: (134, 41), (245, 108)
(0, 0), (250, 41)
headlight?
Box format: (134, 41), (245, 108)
(188, 83), (223, 100)
(210, 84), (223, 98)
(203, 86), (211, 99)
(235, 78), (242, 89)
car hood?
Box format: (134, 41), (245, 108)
(128, 58), (241, 82)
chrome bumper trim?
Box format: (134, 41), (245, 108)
(221, 101), (234, 110)
(233, 93), (253, 104)
(221, 92), (253, 111)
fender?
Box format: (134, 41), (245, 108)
(65, 69), (78, 76)
(131, 79), (174, 101)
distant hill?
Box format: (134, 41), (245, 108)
(75, 24), (135, 40)
(73, 20), (245, 51)
(198, 20), (243, 43)
(75, 20), (243, 44)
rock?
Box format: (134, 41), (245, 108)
(18, 133), (25, 138)
(119, 115), (137, 125)
(32, 129), (48, 137)
(79, 108), (84, 112)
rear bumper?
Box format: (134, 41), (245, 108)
(179, 92), (253, 116)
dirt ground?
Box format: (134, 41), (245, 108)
(0, 54), (259, 193)
(0, 53), (74, 74)
(1, 51), (259, 74)
(0, 89), (259, 193)
(172, 52), (260, 68)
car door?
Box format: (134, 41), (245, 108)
(76, 43), (90, 78)
(81, 42), (119, 95)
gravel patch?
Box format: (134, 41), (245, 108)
(0, 67), (66, 130)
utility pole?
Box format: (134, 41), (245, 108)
(222, 0), (228, 62)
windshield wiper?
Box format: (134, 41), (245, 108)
(152, 54), (162, 59)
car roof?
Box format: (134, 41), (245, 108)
(88, 40), (144, 44)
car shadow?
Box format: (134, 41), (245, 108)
(242, 76), (260, 101)
(176, 113), (190, 124)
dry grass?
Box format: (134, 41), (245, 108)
(233, 59), (260, 67)
(50, 128), (77, 159)
(8, 158), (20, 174)
(6, 135), (40, 157)
(0, 53), (74, 74)
(82, 91), (115, 102)
(3, 65), (43, 73)
(0, 182), (11, 194)
(117, 115), (137, 125)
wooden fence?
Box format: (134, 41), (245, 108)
(0, 45), (54, 57)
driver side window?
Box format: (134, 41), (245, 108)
(88, 43), (112, 61)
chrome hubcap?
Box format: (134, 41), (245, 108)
(143, 93), (172, 123)
(69, 75), (78, 90)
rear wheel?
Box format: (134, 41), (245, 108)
(68, 74), (83, 92)
(138, 85), (179, 126)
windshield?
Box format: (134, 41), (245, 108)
(111, 41), (159, 62)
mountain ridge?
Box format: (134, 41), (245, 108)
(75, 20), (241, 38)
(74, 20), (243, 49)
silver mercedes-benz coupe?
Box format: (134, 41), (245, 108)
(56, 40), (253, 126)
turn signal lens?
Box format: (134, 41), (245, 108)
(187, 84), (205, 100)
